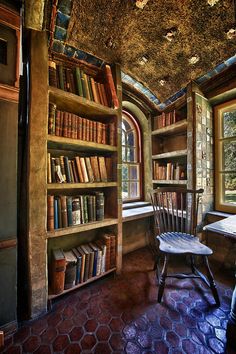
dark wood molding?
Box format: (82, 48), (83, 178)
(0, 320), (17, 337)
(0, 5), (20, 30)
(0, 84), (19, 102)
(0, 239), (17, 250)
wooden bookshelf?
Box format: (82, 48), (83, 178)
(48, 267), (116, 301)
(152, 119), (187, 136)
(47, 182), (118, 190)
(152, 149), (187, 160)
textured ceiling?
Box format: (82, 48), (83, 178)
(65, 0), (236, 102)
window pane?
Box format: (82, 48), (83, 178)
(123, 119), (131, 131)
(130, 165), (139, 180)
(223, 141), (236, 171)
(223, 110), (236, 138)
(127, 148), (135, 162)
(122, 146), (126, 161)
(127, 132), (134, 147)
(223, 173), (236, 205)
(122, 130), (126, 145)
(130, 182), (140, 199)
(122, 182), (128, 199)
(122, 164), (128, 180)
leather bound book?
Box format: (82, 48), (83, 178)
(109, 234), (116, 268)
(57, 196), (62, 228)
(48, 103), (56, 135)
(83, 195), (89, 224)
(77, 246), (86, 283)
(75, 156), (84, 183)
(72, 114), (76, 139)
(104, 64), (119, 109)
(47, 153), (52, 184)
(71, 160), (79, 183)
(67, 196), (73, 227)
(80, 70), (89, 99)
(55, 110), (61, 136)
(62, 111), (68, 138)
(69, 160), (75, 183)
(60, 195), (68, 228)
(97, 82), (105, 106)
(54, 197), (59, 229)
(78, 116), (83, 140)
(95, 192), (105, 221)
(88, 242), (99, 277)
(87, 74), (94, 101)
(90, 156), (101, 182)
(108, 122), (116, 146)
(50, 248), (66, 294)
(93, 121), (97, 143)
(63, 156), (71, 183)
(100, 83), (109, 107)
(90, 77), (100, 104)
(82, 118), (87, 141)
(68, 113), (72, 138)
(80, 157), (89, 183)
(98, 156), (108, 182)
(51, 158), (56, 183)
(47, 195), (54, 231)
(105, 157), (114, 182)
(79, 195), (84, 224)
(57, 64), (65, 91)
(95, 239), (107, 274)
(101, 234), (111, 271)
(48, 60), (57, 87)
(74, 67), (84, 97)
(79, 244), (91, 282)
(64, 251), (77, 289)
(85, 157), (95, 183)
(89, 120), (93, 142)
(102, 123), (106, 145)
(83, 244), (94, 279)
(72, 248), (82, 285)
(59, 156), (66, 182)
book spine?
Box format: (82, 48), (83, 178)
(72, 198), (81, 225)
(105, 64), (119, 109)
(96, 192), (104, 221)
(67, 196), (73, 226)
(51, 249), (66, 294)
(47, 152), (52, 184)
(74, 67), (84, 97)
(54, 197), (59, 229)
(48, 61), (57, 87)
(48, 103), (56, 135)
(60, 195), (68, 228)
(47, 195), (54, 231)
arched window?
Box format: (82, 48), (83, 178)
(122, 111), (142, 201)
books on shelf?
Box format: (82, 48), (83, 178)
(153, 110), (184, 130)
(48, 104), (116, 146)
(48, 59), (119, 109)
(47, 192), (105, 231)
(153, 161), (186, 181)
(47, 153), (114, 184)
(49, 233), (117, 295)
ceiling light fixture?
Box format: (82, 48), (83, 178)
(188, 55), (200, 65)
(136, 0), (149, 9)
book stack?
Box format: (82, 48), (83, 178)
(50, 233), (116, 294)
(48, 105), (116, 146)
(153, 161), (186, 181)
(47, 193), (105, 231)
(153, 110), (184, 130)
(47, 154), (114, 184)
(48, 60), (119, 109)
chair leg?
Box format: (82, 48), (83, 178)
(158, 254), (169, 303)
(190, 255), (196, 274)
(204, 256), (220, 306)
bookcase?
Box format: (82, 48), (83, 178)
(152, 95), (188, 186)
(27, 31), (122, 317)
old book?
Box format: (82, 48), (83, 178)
(101, 234), (111, 271)
(55, 157), (65, 183)
(48, 60), (57, 87)
(88, 242), (99, 277)
(77, 116), (83, 140)
(72, 198), (81, 225)
(60, 195), (68, 228)
(87, 195), (94, 222)
(50, 249), (66, 294)
(72, 247), (82, 285)
(83, 195), (89, 224)
(109, 234), (116, 268)
(54, 197), (59, 229)
(76, 246), (86, 283)
(59, 156), (66, 182)
(95, 239), (107, 273)
(96, 192), (105, 221)
(47, 152), (52, 184)
(79, 244), (91, 282)
(71, 160), (79, 183)
(62, 111), (68, 138)
(69, 161), (75, 183)
(100, 83), (109, 107)
(79, 195), (84, 224)
(90, 156), (101, 182)
(105, 157), (114, 181)
(64, 251), (77, 289)
(47, 195), (54, 231)
(97, 82), (105, 106)
(74, 66), (84, 97)
(63, 156), (71, 183)
(98, 156), (108, 182)
(85, 157), (95, 182)
(86, 74), (94, 101)
(57, 63), (65, 91)
(80, 157), (89, 183)
(97, 122), (103, 144)
(68, 112), (72, 138)
(105, 64), (119, 109)
(57, 196), (62, 228)
(90, 77), (100, 104)
(75, 156), (84, 183)
(51, 158), (56, 183)
(67, 196), (73, 227)
(108, 122), (116, 146)
(80, 70), (89, 99)
(55, 110), (61, 136)
(48, 103), (56, 135)
(84, 244), (95, 279)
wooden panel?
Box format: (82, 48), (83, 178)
(152, 119), (187, 136)
(47, 182), (117, 190)
(152, 149), (187, 160)
(0, 239), (17, 250)
(0, 99), (17, 240)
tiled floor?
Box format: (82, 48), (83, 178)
(2, 247), (236, 353)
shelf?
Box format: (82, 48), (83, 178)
(152, 149), (187, 160)
(152, 179), (187, 185)
(47, 135), (117, 153)
(152, 119), (187, 137)
(48, 267), (116, 300)
(47, 182), (118, 190)
(46, 218), (118, 238)
(49, 86), (118, 117)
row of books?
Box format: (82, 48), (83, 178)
(48, 104), (116, 146)
(153, 110), (184, 130)
(48, 61), (119, 109)
(47, 192), (104, 231)
(50, 233), (116, 294)
(153, 161), (186, 181)
(47, 154), (113, 184)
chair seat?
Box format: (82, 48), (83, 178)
(157, 232), (213, 255)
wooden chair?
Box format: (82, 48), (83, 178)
(150, 187), (220, 305)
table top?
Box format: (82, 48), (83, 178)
(204, 214), (236, 238)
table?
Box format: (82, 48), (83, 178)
(204, 215), (236, 349)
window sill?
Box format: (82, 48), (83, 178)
(122, 202), (153, 222)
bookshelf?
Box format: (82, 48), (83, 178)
(27, 31), (122, 317)
(152, 96), (188, 186)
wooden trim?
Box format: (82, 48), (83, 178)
(0, 320), (17, 337)
(0, 239), (17, 250)
(0, 5), (20, 30)
(0, 84), (19, 102)
(214, 99), (236, 213)
(152, 119), (187, 136)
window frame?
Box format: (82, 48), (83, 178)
(122, 110), (143, 202)
(214, 98), (236, 213)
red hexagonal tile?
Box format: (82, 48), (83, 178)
(97, 311), (112, 324)
(34, 344), (52, 354)
(22, 335), (40, 352)
(2, 345), (22, 354)
(41, 327), (57, 343)
(96, 325), (111, 341)
(109, 317), (124, 332)
(47, 313), (62, 327)
(85, 319), (98, 332)
(52, 334), (70, 351)
(57, 319), (74, 334)
(109, 333), (125, 351)
(87, 304), (101, 318)
(31, 318), (48, 335)
(13, 326), (30, 343)
(80, 334), (96, 350)
(94, 342), (112, 354)
(65, 343), (81, 354)
(69, 326), (84, 341)
(63, 305), (75, 319)
(73, 312), (88, 326)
